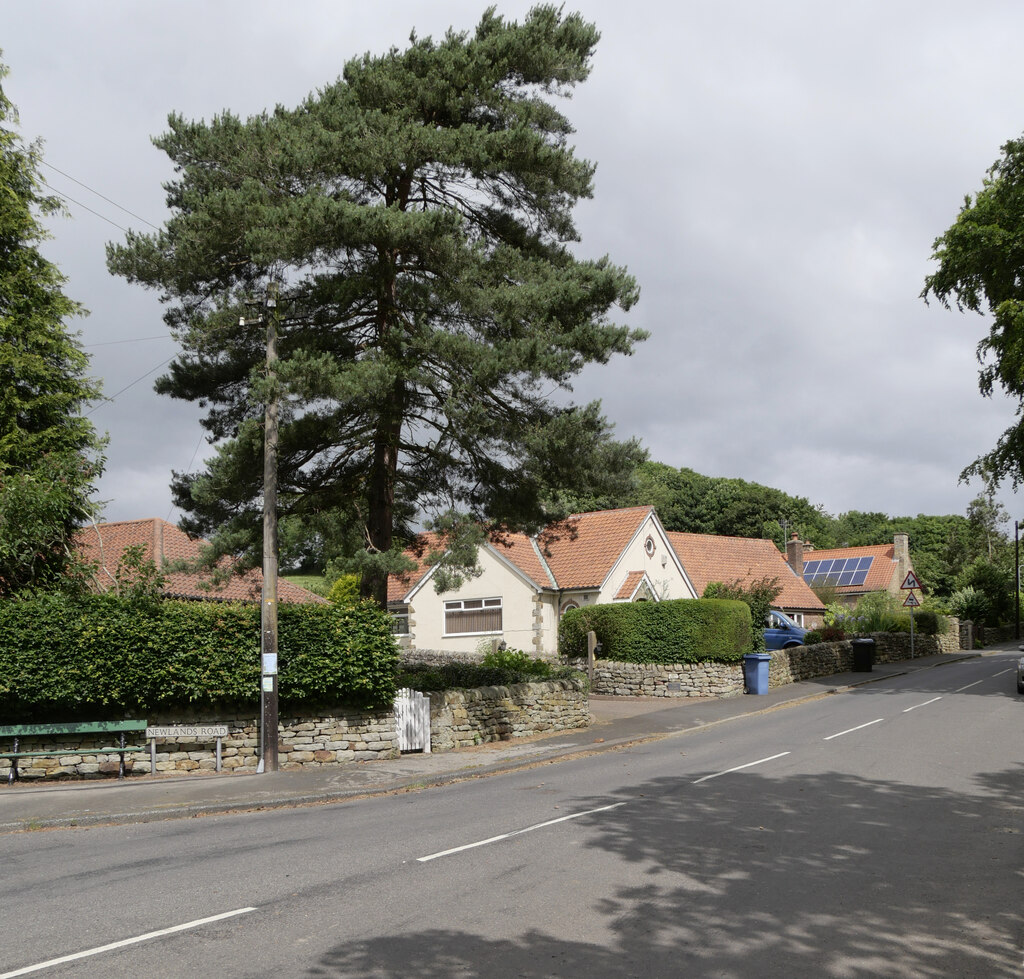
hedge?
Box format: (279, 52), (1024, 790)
(559, 598), (752, 664)
(0, 594), (399, 721)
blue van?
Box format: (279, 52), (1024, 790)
(764, 609), (807, 650)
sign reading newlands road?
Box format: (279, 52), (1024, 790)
(146, 725), (229, 739)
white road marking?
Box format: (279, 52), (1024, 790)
(823, 719), (884, 741)
(903, 697), (942, 713)
(417, 802), (628, 862)
(692, 752), (790, 785)
(955, 679), (987, 692)
(991, 668), (1012, 677)
(0, 908), (257, 978)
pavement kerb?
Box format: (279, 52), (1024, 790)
(0, 650), (992, 833)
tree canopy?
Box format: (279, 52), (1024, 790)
(923, 135), (1024, 488)
(107, 6), (646, 605)
(0, 58), (104, 595)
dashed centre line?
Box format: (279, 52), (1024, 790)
(692, 752), (791, 784)
(903, 696), (942, 712)
(417, 802), (628, 862)
(0, 908), (257, 978)
(823, 718), (884, 741)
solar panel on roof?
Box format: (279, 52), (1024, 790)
(802, 555), (874, 587)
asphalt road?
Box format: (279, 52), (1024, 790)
(2, 653), (1021, 978)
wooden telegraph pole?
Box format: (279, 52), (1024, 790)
(260, 283), (280, 772)
(242, 284), (281, 773)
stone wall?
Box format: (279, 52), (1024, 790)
(429, 677), (589, 751)
(0, 677), (589, 781)
(590, 660), (743, 698)
(590, 626), (962, 699)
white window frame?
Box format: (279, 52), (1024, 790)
(443, 597), (503, 637)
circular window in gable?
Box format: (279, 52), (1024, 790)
(644, 535), (656, 557)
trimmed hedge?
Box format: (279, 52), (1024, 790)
(0, 594), (399, 721)
(559, 599), (752, 664)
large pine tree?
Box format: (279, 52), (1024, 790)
(108, 7), (646, 605)
(0, 58), (104, 595)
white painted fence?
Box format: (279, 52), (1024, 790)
(394, 688), (431, 753)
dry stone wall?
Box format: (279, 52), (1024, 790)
(591, 627), (962, 699)
(0, 678), (589, 781)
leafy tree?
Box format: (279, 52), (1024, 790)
(0, 58), (104, 595)
(107, 7), (644, 606)
(703, 576), (782, 653)
(923, 135), (1024, 487)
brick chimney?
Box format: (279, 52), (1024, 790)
(893, 533), (910, 584)
(786, 532), (804, 575)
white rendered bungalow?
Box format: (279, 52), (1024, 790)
(387, 507), (698, 659)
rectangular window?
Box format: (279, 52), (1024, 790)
(389, 606), (409, 635)
(444, 597), (502, 636)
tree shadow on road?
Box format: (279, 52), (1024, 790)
(307, 759), (1023, 977)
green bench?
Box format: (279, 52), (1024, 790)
(0, 720), (148, 784)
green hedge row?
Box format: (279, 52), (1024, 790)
(559, 598), (752, 664)
(0, 595), (399, 721)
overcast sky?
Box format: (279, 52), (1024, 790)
(7, 1), (1024, 530)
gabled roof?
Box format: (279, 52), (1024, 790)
(666, 531), (824, 611)
(74, 519), (326, 604)
(799, 542), (896, 595)
(614, 570), (651, 601)
(388, 507), (668, 603)
(539, 506), (657, 590)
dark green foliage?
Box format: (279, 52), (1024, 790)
(107, 7), (645, 607)
(0, 60), (104, 595)
(804, 630), (823, 645)
(397, 657), (575, 693)
(955, 557), (1013, 623)
(0, 595), (398, 720)
(702, 576), (782, 654)
(558, 599), (752, 664)
(923, 136), (1024, 488)
(910, 610), (942, 635)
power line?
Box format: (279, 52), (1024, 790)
(39, 160), (161, 230)
(84, 335), (169, 347)
(85, 357), (175, 415)
(40, 178), (131, 233)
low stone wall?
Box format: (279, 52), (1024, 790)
(430, 677), (589, 751)
(0, 678), (589, 781)
(590, 660), (743, 698)
(591, 627), (962, 699)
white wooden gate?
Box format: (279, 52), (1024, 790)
(394, 688), (431, 753)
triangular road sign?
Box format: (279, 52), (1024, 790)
(900, 570), (923, 590)
(903, 591), (921, 607)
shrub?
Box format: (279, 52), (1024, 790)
(480, 646), (552, 677)
(397, 659), (577, 693)
(948, 586), (991, 625)
(327, 574), (360, 606)
(804, 630), (822, 645)
(819, 625), (847, 642)
(0, 594), (399, 720)
(703, 576), (781, 654)
(559, 598), (752, 664)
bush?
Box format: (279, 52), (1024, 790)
(559, 598), (752, 664)
(0, 594), (399, 720)
(804, 630), (822, 645)
(397, 659), (578, 693)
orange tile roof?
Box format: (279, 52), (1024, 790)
(387, 531), (447, 603)
(800, 543), (896, 594)
(74, 519), (326, 604)
(388, 507), (656, 601)
(538, 507), (655, 590)
(667, 531), (824, 611)
(614, 570), (648, 600)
